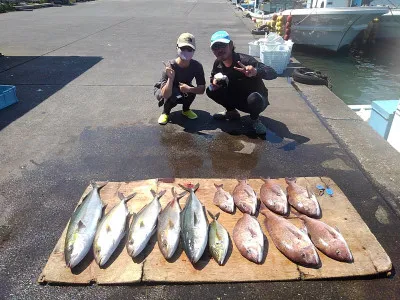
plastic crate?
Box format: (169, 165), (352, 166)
(260, 44), (292, 75)
(248, 41), (260, 57)
(0, 85), (18, 110)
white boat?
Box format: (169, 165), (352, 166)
(375, 8), (400, 39)
(248, 0), (389, 51)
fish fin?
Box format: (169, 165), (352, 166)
(214, 183), (223, 189)
(178, 183), (200, 193)
(300, 224), (308, 235)
(168, 219), (174, 229)
(285, 177), (296, 184)
(248, 227), (257, 238)
(325, 225), (340, 239)
(334, 226), (341, 233)
(271, 185), (283, 196)
(78, 220), (86, 231)
(102, 204), (108, 212)
(91, 181), (108, 190)
(118, 191), (136, 203)
(306, 186), (315, 198)
(193, 183), (200, 193)
(177, 191), (188, 200)
(171, 187), (176, 198)
(207, 210), (215, 220)
(245, 188), (254, 197)
(158, 189), (167, 199)
(291, 210), (301, 218)
(215, 212), (220, 220)
(224, 193), (231, 201)
(287, 226), (304, 239)
(193, 212), (198, 226)
(140, 220), (145, 228)
(150, 189), (157, 198)
(106, 224), (111, 233)
(260, 176), (270, 182)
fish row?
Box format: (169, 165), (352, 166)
(65, 181), (351, 269)
(65, 182), (211, 268)
(214, 177), (321, 218)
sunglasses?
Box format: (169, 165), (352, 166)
(211, 43), (228, 51)
(179, 46), (194, 52)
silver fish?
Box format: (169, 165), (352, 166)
(126, 189), (165, 258)
(213, 183), (234, 213)
(157, 188), (186, 260)
(93, 191), (136, 267)
(64, 181), (107, 268)
(208, 211), (229, 265)
(233, 179), (257, 215)
(179, 183), (209, 264)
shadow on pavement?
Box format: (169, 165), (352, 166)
(0, 55), (103, 131)
(168, 109), (310, 147)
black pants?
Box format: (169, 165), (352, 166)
(155, 87), (196, 115)
(206, 87), (268, 120)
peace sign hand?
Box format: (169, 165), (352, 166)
(163, 61), (175, 80)
(234, 61), (257, 77)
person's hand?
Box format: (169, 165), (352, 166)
(234, 61), (257, 77)
(163, 61), (175, 80)
(210, 79), (221, 91)
(179, 82), (191, 94)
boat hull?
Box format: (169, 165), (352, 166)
(259, 7), (389, 51)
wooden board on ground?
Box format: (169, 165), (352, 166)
(38, 177), (392, 284)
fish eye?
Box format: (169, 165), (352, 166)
(336, 249), (341, 255)
(301, 253), (306, 258)
(129, 239), (134, 245)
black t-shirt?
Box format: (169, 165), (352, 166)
(159, 59), (206, 89)
(210, 52), (277, 100)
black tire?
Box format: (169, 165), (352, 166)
(292, 67), (329, 86)
(252, 28), (266, 35)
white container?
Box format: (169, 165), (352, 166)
(260, 44), (292, 75)
(248, 41), (260, 57)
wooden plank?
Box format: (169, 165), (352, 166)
(143, 178), (299, 282)
(38, 179), (157, 285)
(297, 177), (392, 280)
(39, 177), (392, 284)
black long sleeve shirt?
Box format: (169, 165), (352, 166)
(210, 51), (277, 102)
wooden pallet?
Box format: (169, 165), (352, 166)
(38, 177), (392, 284)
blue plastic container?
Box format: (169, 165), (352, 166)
(368, 100), (399, 139)
(0, 85), (18, 110)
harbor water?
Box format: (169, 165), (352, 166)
(292, 38), (400, 106)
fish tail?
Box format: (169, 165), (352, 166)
(178, 183), (200, 193)
(285, 177), (296, 184)
(259, 202), (270, 216)
(90, 181), (108, 190)
(118, 191), (136, 203)
(207, 210), (220, 220)
(260, 176), (271, 182)
(214, 183), (223, 189)
(236, 178), (247, 184)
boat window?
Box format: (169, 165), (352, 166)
(320, 1), (325, 7)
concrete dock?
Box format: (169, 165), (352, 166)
(0, 0), (399, 298)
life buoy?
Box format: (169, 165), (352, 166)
(292, 68), (329, 86)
